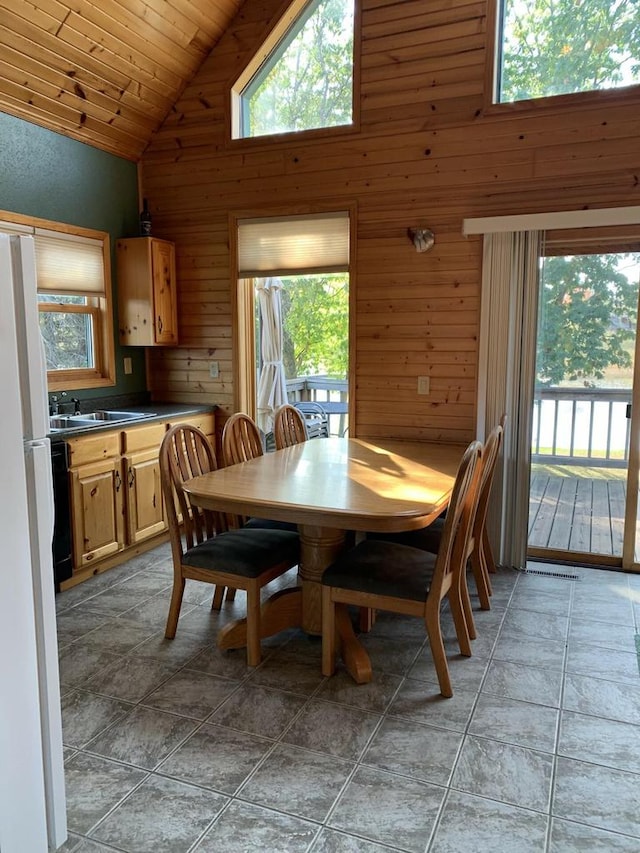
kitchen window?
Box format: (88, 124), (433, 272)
(0, 214), (116, 391)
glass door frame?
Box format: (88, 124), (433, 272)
(528, 233), (640, 572)
(622, 282), (640, 570)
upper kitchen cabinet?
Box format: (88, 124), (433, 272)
(117, 237), (178, 346)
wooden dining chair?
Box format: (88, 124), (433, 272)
(221, 412), (298, 532)
(321, 439), (482, 697)
(273, 404), (308, 449)
(367, 418), (505, 618)
(159, 424), (300, 665)
(222, 412), (265, 465)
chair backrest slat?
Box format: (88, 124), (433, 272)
(222, 413), (264, 466)
(160, 425), (220, 555)
(472, 419), (505, 545)
(274, 404), (308, 449)
(430, 440), (483, 602)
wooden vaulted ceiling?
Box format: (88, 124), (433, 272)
(0, 0), (244, 161)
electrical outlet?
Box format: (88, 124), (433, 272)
(417, 376), (430, 395)
(209, 361), (219, 379)
(123, 357), (132, 375)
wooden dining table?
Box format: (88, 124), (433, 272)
(184, 436), (465, 680)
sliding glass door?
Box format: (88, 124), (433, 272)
(528, 248), (640, 568)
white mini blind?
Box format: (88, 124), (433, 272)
(34, 229), (106, 296)
(0, 219), (32, 235)
(238, 212), (349, 277)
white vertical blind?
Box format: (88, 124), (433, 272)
(238, 212), (349, 276)
(477, 231), (542, 569)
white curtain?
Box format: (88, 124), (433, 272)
(477, 231), (543, 569)
(256, 277), (288, 433)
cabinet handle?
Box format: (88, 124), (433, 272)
(115, 471), (122, 492)
(157, 315), (163, 334)
(128, 467), (135, 487)
(152, 494), (156, 508)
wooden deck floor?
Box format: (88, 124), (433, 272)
(528, 469), (626, 557)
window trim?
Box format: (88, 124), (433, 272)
(484, 0), (640, 115)
(0, 210), (116, 392)
(229, 0), (360, 142)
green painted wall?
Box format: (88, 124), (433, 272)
(0, 112), (148, 401)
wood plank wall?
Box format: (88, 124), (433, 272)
(0, 0), (242, 160)
(142, 0), (640, 443)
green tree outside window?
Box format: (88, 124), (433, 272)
(243, 0), (354, 137)
(536, 253), (639, 387)
(499, 0), (640, 102)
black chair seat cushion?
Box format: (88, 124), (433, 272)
(367, 517), (444, 553)
(322, 539), (436, 602)
(244, 517), (299, 533)
(183, 528), (299, 578)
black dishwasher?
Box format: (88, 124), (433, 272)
(50, 440), (73, 588)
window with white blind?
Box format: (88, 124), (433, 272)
(0, 214), (115, 391)
(235, 210), (352, 424)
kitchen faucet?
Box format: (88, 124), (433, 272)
(49, 391), (81, 416)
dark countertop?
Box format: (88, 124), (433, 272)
(48, 402), (217, 441)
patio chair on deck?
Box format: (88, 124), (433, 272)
(293, 401), (329, 438)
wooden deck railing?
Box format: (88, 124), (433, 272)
(282, 381), (630, 467)
(532, 387), (632, 469)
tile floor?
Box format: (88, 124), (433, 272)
(55, 546), (640, 852)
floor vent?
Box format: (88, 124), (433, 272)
(523, 568), (580, 581)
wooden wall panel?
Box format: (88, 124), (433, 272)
(141, 0), (640, 442)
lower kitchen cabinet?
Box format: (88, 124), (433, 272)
(121, 421), (168, 546)
(124, 446), (166, 544)
(64, 411), (214, 584)
(70, 457), (125, 568)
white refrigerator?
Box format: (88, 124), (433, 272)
(0, 234), (66, 851)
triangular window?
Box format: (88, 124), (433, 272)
(232, 0), (354, 139)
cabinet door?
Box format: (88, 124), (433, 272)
(124, 448), (166, 544)
(70, 458), (125, 568)
(151, 240), (178, 345)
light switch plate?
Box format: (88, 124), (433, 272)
(123, 357), (132, 375)
(209, 361), (219, 378)
(417, 376), (430, 395)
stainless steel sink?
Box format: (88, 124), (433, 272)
(80, 411), (156, 422)
(49, 416), (97, 429)
(49, 410), (156, 431)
